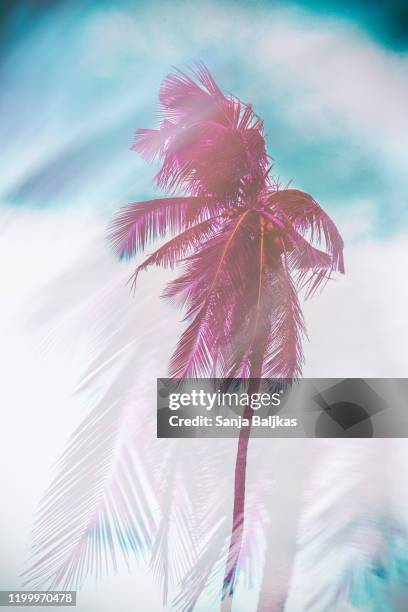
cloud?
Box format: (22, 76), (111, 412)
(2, 1), (407, 216)
(254, 13), (408, 150)
(85, 3), (408, 162)
(303, 230), (408, 377)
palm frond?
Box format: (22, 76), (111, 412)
(150, 440), (220, 606)
(174, 517), (229, 612)
(285, 440), (407, 612)
(23, 346), (156, 590)
(268, 188), (345, 274)
(169, 306), (216, 378)
(284, 231), (333, 299)
(23, 248), (167, 592)
(133, 64), (268, 199)
(131, 215), (222, 288)
(108, 196), (217, 259)
(167, 212), (254, 377)
(262, 261), (306, 378)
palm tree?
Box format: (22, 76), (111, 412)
(109, 63), (344, 609)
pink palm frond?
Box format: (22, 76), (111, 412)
(132, 64), (268, 199)
(108, 196), (219, 259)
(267, 188), (345, 275)
(130, 216), (223, 288)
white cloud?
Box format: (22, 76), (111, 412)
(303, 230), (408, 377)
(254, 13), (408, 153)
(84, 2), (408, 167)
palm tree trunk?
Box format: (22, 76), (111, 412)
(222, 368), (262, 611)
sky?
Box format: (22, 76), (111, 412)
(1, 0), (407, 229)
(0, 1), (408, 610)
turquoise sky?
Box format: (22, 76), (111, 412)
(1, 0), (407, 236)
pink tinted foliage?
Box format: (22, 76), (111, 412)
(109, 64), (344, 381)
(109, 64), (344, 606)
(132, 63), (268, 199)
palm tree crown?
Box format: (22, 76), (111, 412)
(109, 63), (344, 381)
